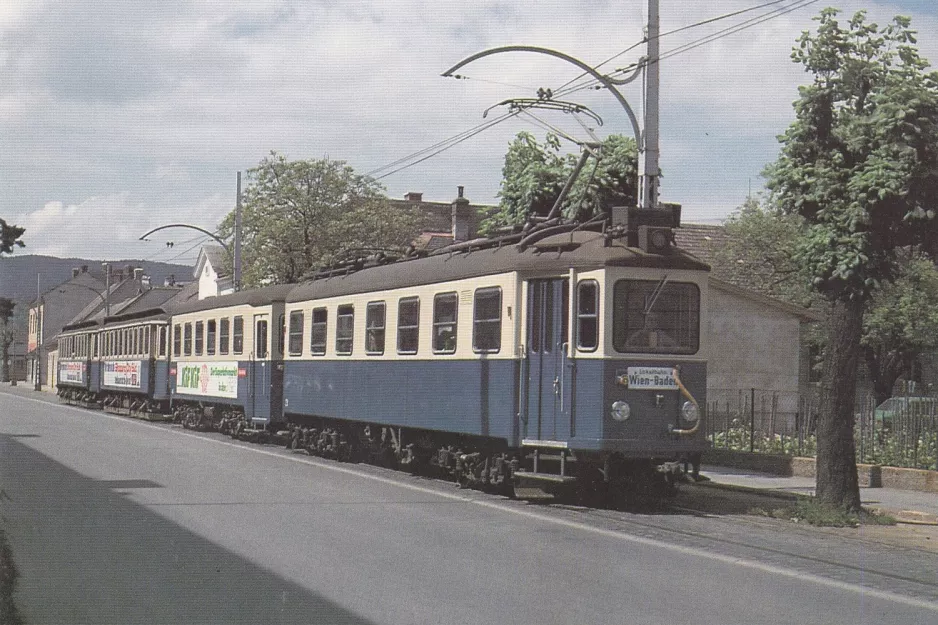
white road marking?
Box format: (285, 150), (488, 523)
(6, 391), (938, 613)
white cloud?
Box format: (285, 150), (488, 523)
(2, 0), (937, 258)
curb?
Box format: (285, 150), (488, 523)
(690, 479), (804, 502)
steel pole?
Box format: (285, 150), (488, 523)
(639, 0), (660, 209)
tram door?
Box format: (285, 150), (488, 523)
(526, 279), (570, 441)
(248, 314), (270, 422)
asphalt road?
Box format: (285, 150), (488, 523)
(2, 389), (938, 625)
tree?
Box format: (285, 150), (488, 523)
(0, 298), (14, 383)
(482, 132), (638, 232)
(0, 218), (25, 255)
(218, 152), (425, 287)
(862, 255), (938, 405)
(765, 9), (938, 509)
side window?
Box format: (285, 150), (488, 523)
(335, 305), (354, 355)
(219, 318), (230, 355)
(173, 325), (181, 357)
(195, 321), (204, 356)
(365, 302), (386, 355)
(473, 287), (502, 353)
(277, 314), (285, 357)
(206, 320), (216, 356)
(397, 297), (419, 355)
(184, 322), (192, 356)
(433, 292), (458, 354)
(159, 326), (167, 357)
(233, 316), (244, 354)
(310, 308), (327, 356)
(289, 310), (304, 356)
(256, 319), (269, 358)
(577, 280), (599, 351)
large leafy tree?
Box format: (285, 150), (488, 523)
(218, 153), (425, 286)
(0, 218), (24, 255)
(765, 9), (938, 509)
(482, 132), (638, 232)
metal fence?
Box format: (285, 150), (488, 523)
(705, 387), (938, 470)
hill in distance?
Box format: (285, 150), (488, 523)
(0, 254), (194, 305)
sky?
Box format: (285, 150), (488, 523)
(1, 0), (936, 265)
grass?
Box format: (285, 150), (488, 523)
(749, 498), (897, 528)
(0, 528), (24, 625)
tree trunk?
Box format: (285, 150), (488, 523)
(0, 325), (9, 383)
(816, 297), (863, 510)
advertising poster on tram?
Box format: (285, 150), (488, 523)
(103, 361), (142, 389)
(175, 361), (240, 398)
(58, 361), (85, 384)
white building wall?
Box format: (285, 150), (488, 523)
(708, 287), (803, 395)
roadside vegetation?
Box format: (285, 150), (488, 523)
(749, 499), (896, 528)
(710, 418), (938, 471)
(0, 528), (23, 625)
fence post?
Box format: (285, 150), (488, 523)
(750, 387), (756, 453)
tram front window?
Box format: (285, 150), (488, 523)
(613, 279), (700, 355)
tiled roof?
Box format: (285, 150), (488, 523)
(673, 223), (730, 265)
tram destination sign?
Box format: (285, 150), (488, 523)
(616, 367), (678, 390)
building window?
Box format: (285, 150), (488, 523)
(159, 326), (167, 357)
(206, 320), (216, 355)
(397, 297), (419, 355)
(365, 302), (386, 355)
(433, 292), (458, 354)
(472, 287), (501, 353)
(195, 321), (204, 356)
(184, 323), (193, 356)
(233, 316), (244, 354)
(288, 310), (304, 356)
(336, 305), (354, 355)
(219, 318), (230, 355)
(577, 281), (599, 351)
(310, 308), (327, 356)
(173, 325), (181, 357)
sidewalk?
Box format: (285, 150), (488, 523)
(701, 465), (938, 524)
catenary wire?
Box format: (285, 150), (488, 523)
(555, 0), (819, 100)
(554, 0), (799, 95)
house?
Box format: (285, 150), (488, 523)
(390, 187), (495, 250)
(26, 264), (151, 390)
(193, 245), (234, 300)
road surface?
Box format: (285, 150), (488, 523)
(1, 389), (937, 624)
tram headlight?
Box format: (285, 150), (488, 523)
(611, 401), (631, 421)
(681, 401), (699, 423)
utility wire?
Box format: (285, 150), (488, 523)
(554, 0), (798, 96)
(366, 112), (516, 177)
(555, 0), (818, 99)
(371, 110), (522, 180)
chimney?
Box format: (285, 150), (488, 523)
(133, 268), (144, 282)
(165, 274), (175, 287)
(72, 268), (80, 278)
(125, 264), (134, 280)
(81, 265), (88, 273)
(405, 192), (423, 202)
(451, 186), (472, 242)
(113, 269), (123, 283)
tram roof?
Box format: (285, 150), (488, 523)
(169, 283), (295, 315)
(287, 230), (710, 303)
